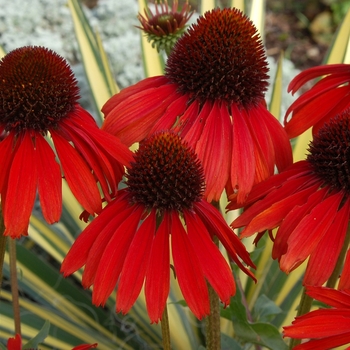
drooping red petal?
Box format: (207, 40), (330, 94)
(279, 192), (342, 273)
(272, 186), (328, 260)
(145, 211), (171, 323)
(102, 83), (177, 146)
(194, 200), (256, 280)
(116, 210), (156, 315)
(231, 103), (255, 203)
(304, 197), (350, 286)
(92, 205), (144, 306)
(283, 309), (350, 338)
(305, 286), (350, 309)
(102, 76), (167, 115)
(149, 93), (188, 133)
(290, 333), (350, 350)
(287, 63), (350, 94)
(256, 106), (293, 172)
(0, 132), (15, 194)
(240, 183), (320, 238)
(171, 212), (210, 319)
(195, 101), (231, 202)
(4, 132), (38, 238)
(51, 130), (102, 215)
(184, 210), (235, 304)
(284, 86), (349, 139)
(82, 203), (137, 288)
(60, 193), (129, 277)
(36, 133), (62, 224)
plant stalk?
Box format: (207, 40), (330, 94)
(161, 305), (171, 350)
(9, 238), (21, 335)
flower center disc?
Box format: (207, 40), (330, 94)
(165, 8), (269, 106)
(0, 46), (79, 133)
(308, 112), (350, 193)
(126, 131), (205, 212)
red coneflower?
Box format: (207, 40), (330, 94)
(283, 286), (350, 349)
(0, 46), (133, 238)
(102, 8), (292, 203)
(61, 131), (255, 323)
(137, 0), (193, 54)
(230, 111), (350, 286)
(285, 63), (350, 138)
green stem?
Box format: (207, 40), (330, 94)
(9, 238), (21, 335)
(0, 208), (6, 295)
(205, 281), (221, 350)
(161, 305), (171, 350)
(288, 287), (313, 349)
(326, 222), (350, 289)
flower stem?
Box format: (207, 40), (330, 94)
(161, 305), (171, 350)
(288, 287), (313, 349)
(326, 222), (350, 289)
(205, 281), (221, 350)
(9, 238), (21, 335)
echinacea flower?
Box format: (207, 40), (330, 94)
(230, 111), (350, 286)
(61, 131), (255, 323)
(285, 63), (350, 138)
(102, 8), (292, 203)
(283, 286), (350, 349)
(137, 0), (193, 54)
(6, 333), (97, 350)
(0, 46), (133, 238)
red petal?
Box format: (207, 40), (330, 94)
(171, 212), (210, 319)
(72, 344), (98, 350)
(272, 186), (328, 260)
(145, 211), (171, 323)
(231, 104), (255, 203)
(194, 200), (256, 281)
(92, 205), (144, 306)
(51, 130), (102, 215)
(61, 193), (129, 277)
(0, 132), (15, 194)
(279, 192), (342, 273)
(4, 132), (37, 238)
(7, 334), (22, 350)
(102, 84), (177, 146)
(102, 76), (167, 115)
(116, 210), (156, 315)
(184, 210), (235, 304)
(240, 182), (320, 238)
(304, 198), (350, 286)
(36, 133), (62, 224)
(306, 286), (350, 309)
(287, 63), (350, 94)
(195, 102), (231, 202)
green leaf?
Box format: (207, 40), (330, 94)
(252, 294), (282, 323)
(221, 283), (288, 350)
(23, 320), (50, 349)
(221, 333), (243, 350)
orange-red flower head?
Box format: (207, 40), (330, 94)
(103, 8), (292, 203)
(230, 110), (350, 286)
(137, 0), (193, 53)
(0, 46), (133, 238)
(61, 131), (255, 323)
